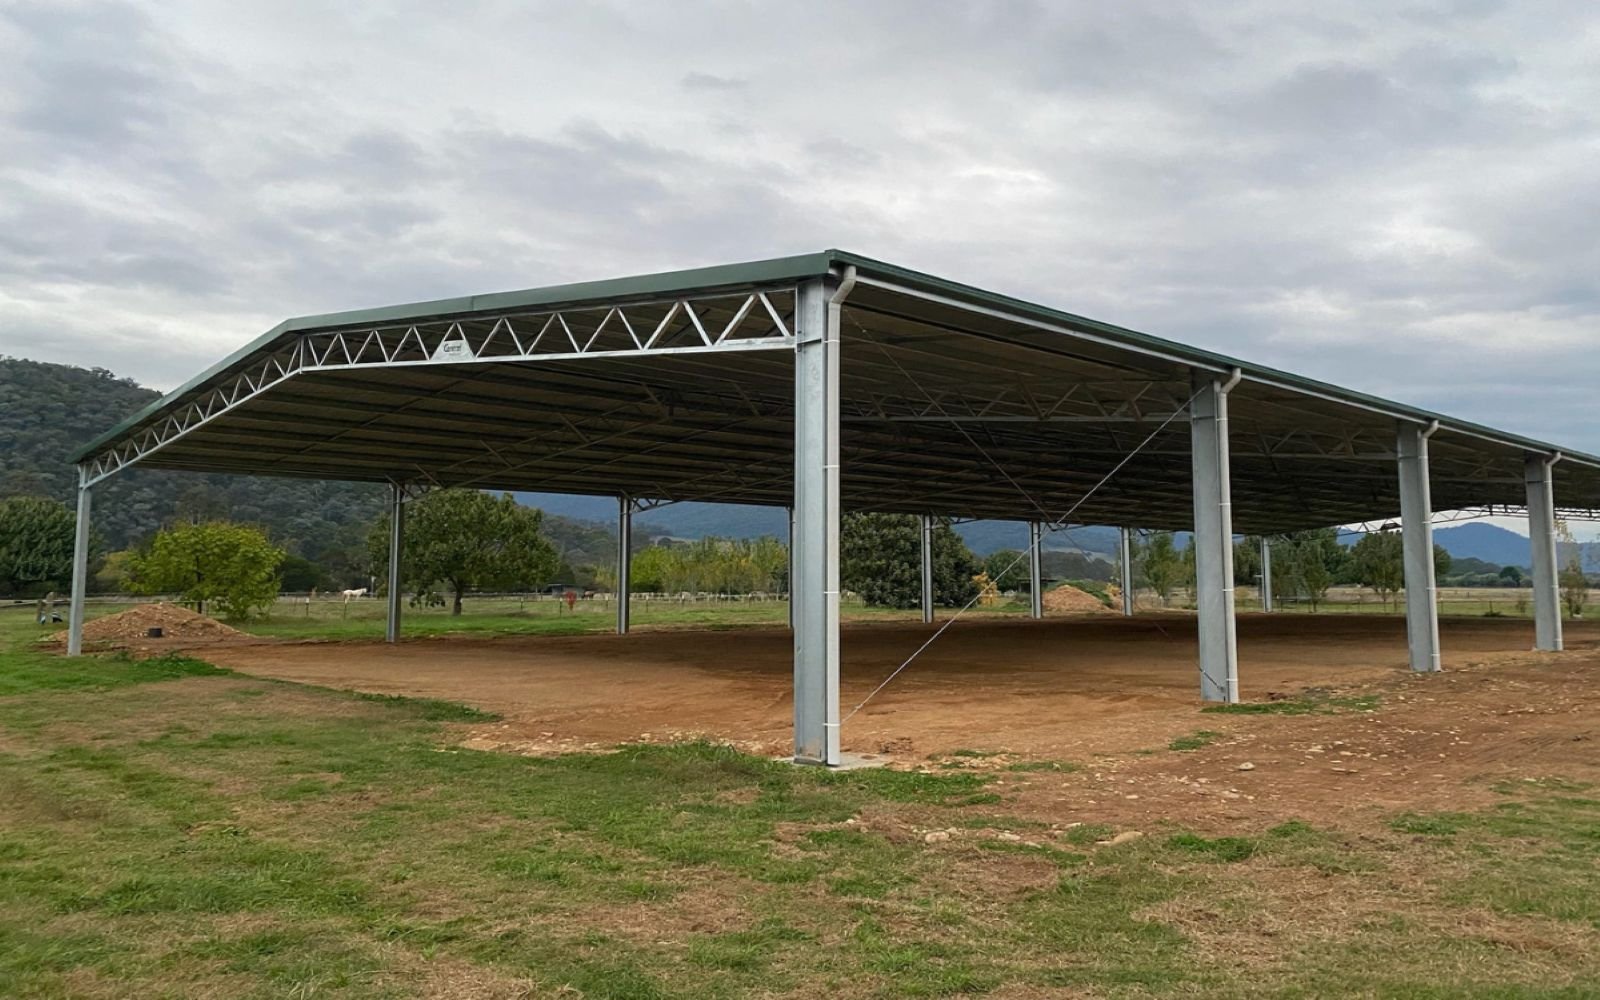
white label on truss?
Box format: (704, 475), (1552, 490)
(432, 339), (475, 361)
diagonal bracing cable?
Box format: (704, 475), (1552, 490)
(841, 380), (1208, 723)
(862, 336), (1130, 574)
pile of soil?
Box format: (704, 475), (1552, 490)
(51, 603), (243, 647)
(1041, 584), (1115, 614)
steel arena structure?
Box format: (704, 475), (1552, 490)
(67, 251), (1600, 765)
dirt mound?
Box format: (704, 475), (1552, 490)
(1041, 584), (1114, 614)
(52, 603), (244, 647)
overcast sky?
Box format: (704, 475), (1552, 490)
(2, 1), (1597, 532)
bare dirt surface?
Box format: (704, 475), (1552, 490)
(999, 649), (1600, 839)
(50, 603), (242, 648)
(198, 613), (1599, 797)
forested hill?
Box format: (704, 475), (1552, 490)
(0, 356), (385, 565)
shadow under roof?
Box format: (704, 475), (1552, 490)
(72, 250), (1600, 534)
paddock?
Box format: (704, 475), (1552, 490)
(67, 250), (1600, 764)
(198, 613), (1600, 762)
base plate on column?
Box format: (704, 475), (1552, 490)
(787, 752), (889, 771)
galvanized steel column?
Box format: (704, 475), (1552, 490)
(1525, 454), (1563, 652)
(1028, 521), (1044, 619)
(1119, 527), (1135, 617)
(385, 483), (404, 643)
(66, 467), (92, 657)
(786, 506), (795, 629)
(1259, 536), (1274, 613)
(1190, 372), (1240, 702)
(1397, 422), (1441, 673)
(616, 497), (632, 635)
(920, 515), (935, 624)
(792, 275), (842, 765)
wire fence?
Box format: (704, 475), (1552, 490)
(2, 585), (1561, 623)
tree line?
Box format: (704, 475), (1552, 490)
(0, 490), (1003, 620)
(1130, 526), (1588, 613)
(10, 481), (1596, 621)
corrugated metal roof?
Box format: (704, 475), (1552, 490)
(70, 250), (1600, 532)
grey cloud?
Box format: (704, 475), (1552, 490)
(0, 179), (230, 295)
(2, 1), (212, 158)
(681, 72), (746, 91)
(0, 0), (1596, 462)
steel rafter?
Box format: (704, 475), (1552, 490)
(80, 287), (798, 487)
(1344, 504), (1600, 533)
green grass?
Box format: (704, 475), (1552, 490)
(1165, 832), (1257, 863)
(48, 593), (1012, 645)
(0, 647), (228, 697)
(3, 611), (1600, 997)
(1201, 692), (1381, 716)
(1385, 796), (1600, 926)
(1168, 729), (1223, 752)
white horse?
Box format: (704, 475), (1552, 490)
(340, 587), (368, 602)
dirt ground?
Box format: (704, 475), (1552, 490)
(198, 613), (1600, 813)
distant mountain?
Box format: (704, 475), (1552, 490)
(0, 357), (382, 568)
(638, 502), (788, 540)
(519, 487), (1577, 575)
(515, 492), (1122, 558)
(513, 493), (786, 540)
(955, 521), (1119, 558)
(1433, 523), (1530, 568)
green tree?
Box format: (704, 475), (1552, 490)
(0, 496), (81, 595)
(1561, 555), (1588, 618)
(841, 514), (979, 609)
(602, 536), (788, 595)
(1295, 528), (1344, 610)
(130, 521), (285, 619)
(983, 549), (1027, 592)
(1350, 531), (1404, 610)
(1557, 520), (1587, 618)
(1498, 564), (1524, 585)
(1233, 536), (1262, 589)
(1135, 531), (1184, 606)
(279, 554), (331, 593)
(369, 490), (558, 615)
(93, 549), (137, 595)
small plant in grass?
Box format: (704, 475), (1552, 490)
(1266, 819), (1317, 839)
(1169, 730), (1222, 751)
(1166, 832), (1257, 862)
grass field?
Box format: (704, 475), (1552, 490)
(7, 582), (1547, 647)
(3, 612), (1598, 996)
